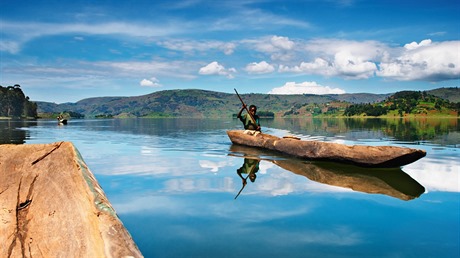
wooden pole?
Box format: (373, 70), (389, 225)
(234, 88), (257, 125)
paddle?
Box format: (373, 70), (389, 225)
(234, 88), (258, 127)
(234, 173), (250, 200)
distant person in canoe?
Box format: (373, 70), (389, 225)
(57, 114), (67, 125)
(237, 104), (261, 131)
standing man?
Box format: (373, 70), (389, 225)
(237, 104), (261, 131)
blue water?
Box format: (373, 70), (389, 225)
(2, 118), (459, 258)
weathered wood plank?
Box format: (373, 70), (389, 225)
(0, 142), (142, 258)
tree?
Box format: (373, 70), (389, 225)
(0, 85), (38, 118)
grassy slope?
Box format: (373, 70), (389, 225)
(36, 87), (459, 118)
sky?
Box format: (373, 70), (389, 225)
(1, 0), (459, 103)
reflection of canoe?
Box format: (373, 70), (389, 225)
(58, 119), (68, 125)
(227, 130), (426, 168)
(275, 160), (425, 201)
(229, 145), (425, 201)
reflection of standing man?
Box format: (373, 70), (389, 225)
(235, 158), (260, 199)
(237, 158), (260, 184)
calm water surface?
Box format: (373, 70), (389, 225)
(1, 118), (459, 258)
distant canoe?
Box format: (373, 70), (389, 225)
(226, 130), (426, 168)
(58, 119), (68, 125)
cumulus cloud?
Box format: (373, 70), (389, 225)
(304, 39), (386, 58)
(245, 61), (275, 74)
(244, 35), (296, 61)
(259, 35), (295, 52)
(271, 36), (295, 50)
(279, 55), (377, 79)
(276, 38), (459, 82)
(278, 39), (383, 79)
(198, 61), (236, 78)
(268, 81), (346, 95)
(279, 58), (330, 74)
(377, 40), (460, 81)
(404, 39), (432, 50)
(140, 77), (161, 87)
(333, 51), (377, 79)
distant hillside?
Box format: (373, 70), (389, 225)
(37, 90), (361, 118)
(36, 87), (459, 118)
(427, 87), (460, 103)
(327, 93), (391, 103)
(344, 90), (460, 117)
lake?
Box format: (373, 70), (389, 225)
(1, 117), (459, 258)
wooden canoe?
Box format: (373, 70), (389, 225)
(227, 130), (426, 168)
(0, 142), (142, 257)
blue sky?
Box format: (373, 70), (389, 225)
(1, 0), (459, 103)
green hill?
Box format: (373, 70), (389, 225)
(36, 87), (459, 118)
(344, 90), (460, 117)
(427, 87), (460, 103)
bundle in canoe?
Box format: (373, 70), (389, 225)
(226, 130), (426, 168)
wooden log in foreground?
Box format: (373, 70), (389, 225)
(0, 142), (143, 258)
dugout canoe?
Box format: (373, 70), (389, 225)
(226, 130), (426, 168)
(0, 142), (142, 257)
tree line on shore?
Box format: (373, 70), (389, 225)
(0, 84), (37, 118)
(343, 90), (460, 117)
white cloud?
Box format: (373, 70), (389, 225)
(140, 77), (162, 87)
(244, 35), (296, 62)
(403, 156), (460, 193)
(277, 38), (459, 82)
(304, 39), (386, 60)
(271, 36), (295, 50)
(245, 61), (275, 74)
(278, 39), (382, 79)
(333, 51), (377, 79)
(199, 160), (229, 172)
(279, 58), (335, 76)
(198, 61), (236, 79)
(404, 39), (432, 50)
(268, 81), (346, 95)
(377, 40), (460, 81)
(279, 55), (377, 80)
